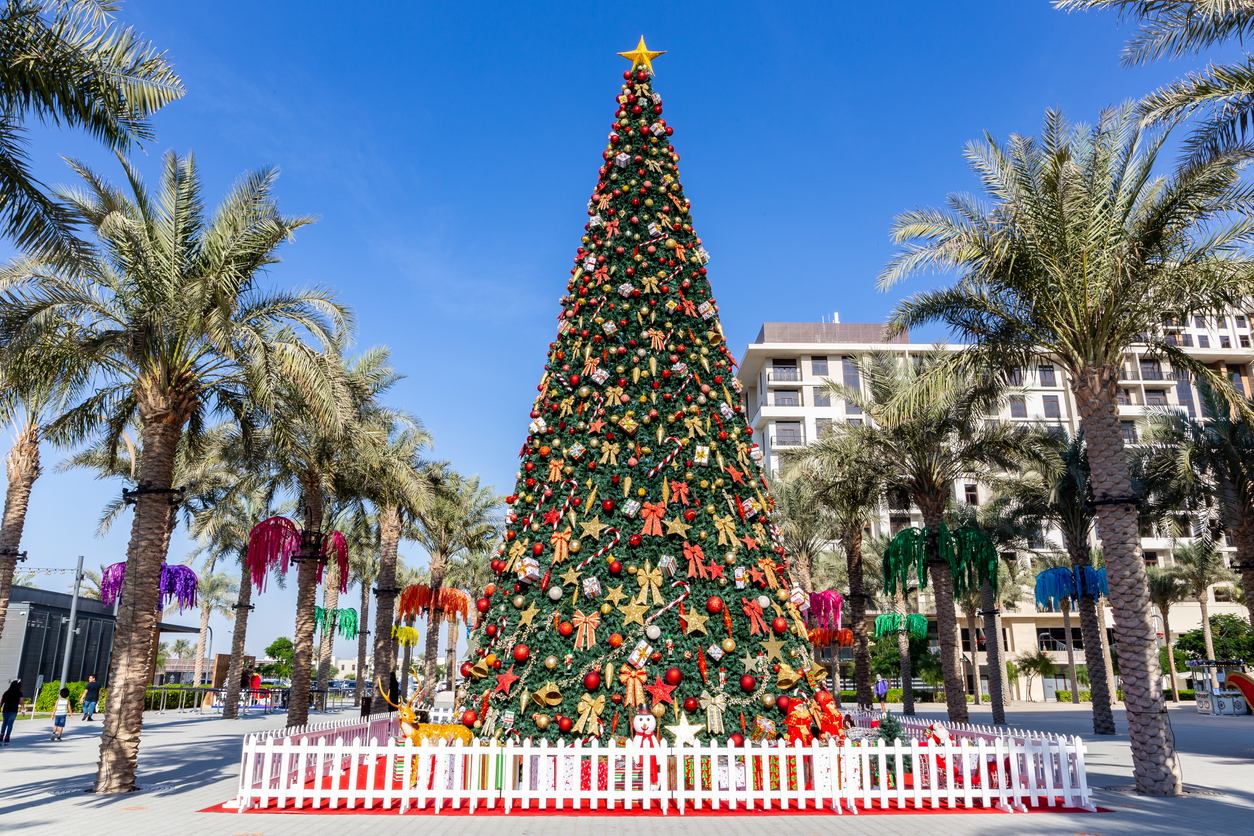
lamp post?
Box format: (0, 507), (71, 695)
(59, 556), (84, 685)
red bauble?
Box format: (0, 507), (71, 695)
(493, 659), (502, 669)
(611, 693), (623, 704)
(484, 583), (497, 597)
(532, 542), (544, 556)
(706, 596), (724, 615)
(584, 671), (602, 691)
(558, 715), (574, 733)
(650, 651), (663, 662)
(558, 621), (574, 637)
(739, 674), (757, 693)
(609, 633), (624, 648)
(461, 710), (478, 727)
(602, 499), (615, 513)
(665, 667), (682, 686)
(683, 696), (699, 712)
(459, 661), (473, 678)
(771, 616), (788, 634)
(609, 560), (623, 575)
(729, 733), (745, 747)
(628, 534), (642, 547)
(485, 624), (498, 638)
(476, 597), (491, 614)
(513, 644), (530, 663)
(683, 509), (697, 523)
(777, 695), (791, 713)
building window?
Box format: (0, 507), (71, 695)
(1140, 359), (1164, 380)
(1199, 335), (1210, 348)
(890, 515), (911, 535)
(1215, 587), (1236, 603)
(1195, 316), (1206, 329)
(1043, 395), (1061, 419)
(1121, 421), (1138, 444)
(1143, 551), (1158, 567)
(1229, 366), (1246, 396)
(1145, 390), (1168, 406)
(1176, 379), (1196, 418)
(1237, 315), (1248, 329)
(1008, 367), (1024, 385)
(1218, 315), (1227, 328)
(1009, 396), (1027, 418)
(774, 421), (803, 446)
(841, 357), (861, 414)
(1221, 335), (1231, 349)
(812, 387), (831, 407)
(1242, 336), (1251, 349)
(774, 389), (800, 407)
(811, 356), (828, 376)
(964, 484), (979, 506)
(815, 417), (834, 437)
(1182, 333), (1194, 347)
(1038, 364), (1056, 387)
(1118, 389), (1132, 406)
(847, 418), (863, 426)
(770, 358), (799, 382)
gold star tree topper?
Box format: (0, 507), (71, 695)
(618, 36), (665, 72)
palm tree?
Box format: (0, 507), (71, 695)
(407, 473), (500, 706)
(1172, 541), (1238, 691)
(1034, 556), (1083, 707)
(815, 350), (1040, 723)
(394, 562), (428, 697)
(0, 152), (347, 792)
(878, 107), (1254, 794)
(985, 430), (1117, 733)
(1146, 566), (1189, 703)
(343, 512), (379, 707)
(169, 639), (193, 660)
(1142, 384), (1254, 632)
(443, 548), (496, 691)
(785, 438), (888, 709)
(0, 0), (183, 259)
(1014, 649), (1057, 701)
(74, 565), (109, 601)
(315, 502), (377, 699)
(191, 572), (237, 686)
(768, 472), (837, 594)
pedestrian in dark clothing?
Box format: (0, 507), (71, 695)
(387, 671), (400, 711)
(81, 675), (101, 720)
(1, 680), (21, 744)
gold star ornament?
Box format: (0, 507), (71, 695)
(664, 712), (704, 747)
(618, 36), (665, 73)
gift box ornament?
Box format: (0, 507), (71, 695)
(658, 555), (677, 577)
(734, 566), (747, 589)
(591, 368), (609, 385)
(698, 301), (716, 320)
(584, 257), (597, 271)
(730, 378), (744, 393)
(518, 556), (542, 584)
(706, 643), (725, 662)
(719, 402), (735, 420)
(618, 416), (639, 435)
(589, 214), (604, 228)
(615, 152), (631, 168)
(664, 300), (678, 314)
(749, 445), (764, 464)
(603, 321), (618, 336)
(557, 319), (572, 336)
(650, 122), (666, 136)
(671, 362), (687, 376)
(582, 576), (603, 598)
(627, 639), (653, 669)
(693, 445), (710, 465)
(568, 442), (586, 461)
(790, 586), (808, 609)
(617, 282), (635, 298)
(751, 716), (777, 742)
(529, 417), (547, 434)
(647, 222), (662, 238)
(623, 499), (642, 519)
(502, 710), (516, 729)
(697, 247), (710, 265)
(743, 498), (762, 520)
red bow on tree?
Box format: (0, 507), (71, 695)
(640, 501), (666, 536)
(684, 542), (708, 580)
(741, 597), (769, 635)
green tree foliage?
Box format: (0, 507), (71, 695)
(1174, 614), (1254, 662)
(259, 637), (295, 679)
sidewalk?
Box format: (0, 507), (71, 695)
(0, 700), (1249, 836)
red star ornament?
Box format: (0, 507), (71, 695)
(644, 674), (676, 708)
(494, 664), (520, 696)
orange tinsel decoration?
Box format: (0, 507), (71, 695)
(396, 584), (472, 625)
(808, 627), (854, 648)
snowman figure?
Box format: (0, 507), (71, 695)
(631, 707), (661, 789)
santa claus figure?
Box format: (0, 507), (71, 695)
(785, 699), (814, 746)
(631, 707), (661, 788)
(811, 690), (846, 744)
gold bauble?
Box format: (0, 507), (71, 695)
(722, 638), (737, 653)
(601, 603), (612, 615)
(685, 472), (694, 481)
(535, 714), (551, 730)
(698, 531), (708, 541)
(651, 704), (666, 718)
(627, 565), (638, 575)
(637, 488), (647, 497)
(717, 577), (727, 587)
(568, 539), (582, 554)
(544, 655), (558, 670)
(644, 198), (654, 207)
(513, 595), (526, 609)
(699, 480), (709, 489)
(724, 554), (736, 565)
(705, 504), (716, 514)
(563, 466), (574, 476)
(474, 720), (482, 729)
(714, 478), (725, 488)
(761, 694), (776, 709)
(530, 522), (541, 533)
(776, 588), (789, 601)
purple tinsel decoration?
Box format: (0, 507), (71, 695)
(808, 590), (843, 630)
(99, 561), (198, 612)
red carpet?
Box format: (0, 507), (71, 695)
(206, 756), (1109, 817)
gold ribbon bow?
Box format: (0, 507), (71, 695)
(785, 601), (809, 637)
(640, 276), (660, 294)
(572, 609), (600, 650)
(699, 689), (727, 735)
(740, 597), (769, 635)
(645, 327), (666, 348)
(600, 441), (620, 465)
(575, 693), (606, 733)
(636, 560), (664, 605)
(583, 356), (600, 376)
(531, 681), (563, 708)
(713, 514), (738, 546)
(683, 415), (705, 439)
(640, 501), (666, 536)
(560, 396), (575, 417)
(619, 665), (648, 706)
(757, 558), (780, 589)
(684, 542), (708, 580)
(550, 528), (573, 563)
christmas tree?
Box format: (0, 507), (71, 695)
(459, 39), (819, 746)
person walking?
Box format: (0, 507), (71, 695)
(387, 671), (400, 711)
(874, 674), (889, 714)
(1, 680), (22, 744)
(51, 688), (71, 740)
(81, 675), (101, 721)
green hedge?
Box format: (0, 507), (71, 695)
(1055, 689), (1128, 702)
(35, 681), (108, 713)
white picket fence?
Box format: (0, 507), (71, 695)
(232, 717), (1094, 814)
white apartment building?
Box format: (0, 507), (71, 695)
(737, 316), (1251, 700)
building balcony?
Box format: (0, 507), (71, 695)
(766, 368), (802, 383)
(771, 432), (807, 448)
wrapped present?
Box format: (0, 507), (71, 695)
(650, 122), (666, 136)
(693, 445), (710, 465)
(719, 402), (735, 420)
(558, 319), (572, 335)
(589, 214), (604, 228)
(582, 576), (602, 598)
(627, 639), (653, 669)
(658, 554), (677, 577)
(617, 282), (635, 298)
(730, 377), (743, 393)
(501, 710), (516, 729)
(623, 499), (642, 518)
(603, 321), (618, 336)
(619, 416), (639, 435)
(567, 442), (586, 461)
(749, 445), (764, 464)
(584, 256), (597, 271)
(790, 586), (808, 609)
(580, 758), (609, 792)
(652, 92), (663, 105)
(743, 498), (762, 520)
(591, 368), (609, 385)
(698, 300), (716, 320)
(518, 556), (542, 584)
(671, 362), (687, 376)
(614, 152), (630, 168)
(664, 299), (678, 314)
(696, 247), (710, 265)
(750, 716), (777, 742)
(734, 566), (747, 589)
(529, 417), (547, 434)
(706, 643), (725, 662)
(662, 173), (674, 185)
(647, 222), (662, 238)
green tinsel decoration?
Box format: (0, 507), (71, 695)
(314, 606), (359, 640)
(874, 612), (929, 639)
(882, 524), (997, 598)
(874, 613), (900, 638)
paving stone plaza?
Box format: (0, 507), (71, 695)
(1, 701), (1249, 836)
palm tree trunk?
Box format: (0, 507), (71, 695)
(791, 550), (814, 594)
(445, 616), (457, 693)
(921, 504), (969, 724)
(372, 503), (401, 709)
(1234, 518), (1254, 633)
(1071, 368), (1180, 794)
(356, 579), (370, 707)
(979, 581), (1006, 724)
(0, 422), (40, 647)
(93, 420), (182, 793)
(1199, 594), (1218, 692)
(222, 562), (252, 720)
(193, 603), (211, 687)
(316, 562), (340, 700)
(844, 530), (873, 709)
(1162, 606), (1179, 702)
(419, 557), (448, 706)
(287, 479), (324, 728)
(966, 609), (981, 705)
(1062, 599), (1079, 703)
(1097, 596), (1118, 699)
(895, 591), (914, 715)
(400, 614), (415, 696)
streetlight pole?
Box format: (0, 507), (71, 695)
(60, 556), (84, 685)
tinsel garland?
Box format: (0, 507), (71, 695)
(315, 605), (360, 639)
(318, 530), (350, 594)
(393, 624), (421, 647)
(1077, 565), (1109, 599)
(881, 524), (997, 598)
(1036, 565), (1108, 610)
(872, 612), (928, 639)
(397, 584), (472, 623)
(807, 590), (842, 630)
(100, 561), (198, 611)
(246, 516), (299, 591)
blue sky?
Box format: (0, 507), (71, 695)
(4, 1), (1239, 667)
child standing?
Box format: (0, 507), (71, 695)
(51, 687), (71, 741)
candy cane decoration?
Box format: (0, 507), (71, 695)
(555, 479), (579, 523)
(648, 436), (683, 478)
(577, 528), (620, 569)
(645, 580), (691, 624)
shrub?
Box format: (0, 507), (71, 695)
(35, 680), (86, 712)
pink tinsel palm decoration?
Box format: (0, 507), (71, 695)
(318, 530), (349, 594)
(246, 516), (300, 591)
(809, 590), (843, 630)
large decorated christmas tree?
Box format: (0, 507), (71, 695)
(458, 39), (820, 746)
